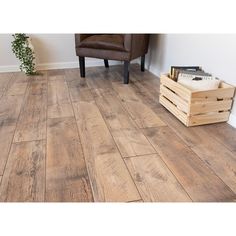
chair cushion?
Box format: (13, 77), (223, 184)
(79, 34), (125, 51)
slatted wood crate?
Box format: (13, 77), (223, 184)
(160, 74), (235, 126)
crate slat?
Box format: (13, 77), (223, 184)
(190, 99), (233, 115)
(159, 95), (188, 125)
(191, 85), (235, 102)
(188, 112), (230, 126)
(160, 85), (189, 114)
(160, 75), (192, 101)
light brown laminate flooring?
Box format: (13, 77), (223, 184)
(0, 64), (236, 202)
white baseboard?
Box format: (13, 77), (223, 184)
(37, 61), (79, 70)
(0, 65), (20, 73)
(228, 113), (236, 128)
(0, 59), (122, 73)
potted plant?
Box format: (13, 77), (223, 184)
(11, 33), (37, 75)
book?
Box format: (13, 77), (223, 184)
(177, 71), (213, 80)
(177, 72), (220, 91)
(170, 66), (201, 80)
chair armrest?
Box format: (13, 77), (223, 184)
(75, 34), (95, 47)
(124, 34), (150, 59)
(124, 34), (132, 51)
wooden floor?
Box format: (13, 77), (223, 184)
(0, 64), (236, 202)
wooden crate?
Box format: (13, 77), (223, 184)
(159, 74), (235, 126)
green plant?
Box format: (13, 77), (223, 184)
(11, 33), (37, 75)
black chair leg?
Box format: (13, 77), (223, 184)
(124, 61), (130, 84)
(79, 56), (85, 77)
(141, 55), (145, 72)
(104, 59), (109, 68)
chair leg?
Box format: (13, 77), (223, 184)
(124, 61), (130, 84)
(104, 59), (109, 68)
(79, 56), (85, 77)
(141, 55), (145, 72)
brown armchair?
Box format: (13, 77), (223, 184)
(75, 34), (150, 84)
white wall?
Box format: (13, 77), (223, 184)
(0, 34), (120, 72)
(146, 34), (236, 127)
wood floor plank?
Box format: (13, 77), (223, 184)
(46, 117), (93, 202)
(47, 77), (74, 119)
(27, 80), (47, 96)
(28, 72), (48, 83)
(47, 69), (66, 80)
(125, 154), (191, 202)
(75, 77), (154, 157)
(93, 89), (138, 130)
(6, 82), (28, 96)
(65, 69), (93, 103)
(128, 199), (144, 203)
(0, 125), (15, 175)
(64, 68), (87, 85)
(143, 126), (236, 202)
(78, 86), (155, 158)
(157, 111), (236, 194)
(86, 69), (114, 90)
(112, 129), (156, 158)
(0, 140), (45, 202)
(69, 87), (94, 103)
(129, 80), (160, 109)
(5, 72), (28, 96)
(127, 74), (163, 109)
(120, 100), (166, 128)
(13, 79), (47, 142)
(130, 66), (161, 93)
(0, 72), (13, 98)
(73, 101), (141, 202)
(203, 123), (236, 152)
(112, 82), (166, 128)
(0, 95), (24, 126)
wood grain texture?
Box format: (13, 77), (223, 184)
(73, 101), (141, 202)
(1, 66), (236, 202)
(65, 69), (91, 103)
(112, 82), (166, 128)
(0, 125), (15, 175)
(129, 69), (161, 108)
(0, 72), (13, 98)
(157, 111), (236, 194)
(14, 81), (47, 142)
(6, 82), (28, 96)
(47, 69), (66, 80)
(64, 68), (87, 85)
(93, 89), (156, 157)
(129, 80), (161, 109)
(121, 100), (166, 128)
(203, 123), (236, 152)
(112, 129), (156, 157)
(5, 72), (28, 96)
(47, 78), (74, 119)
(0, 95), (24, 126)
(86, 69), (114, 90)
(143, 126), (236, 202)
(0, 140), (45, 202)
(93, 89), (138, 130)
(27, 80), (47, 96)
(46, 117), (93, 202)
(125, 154), (191, 202)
